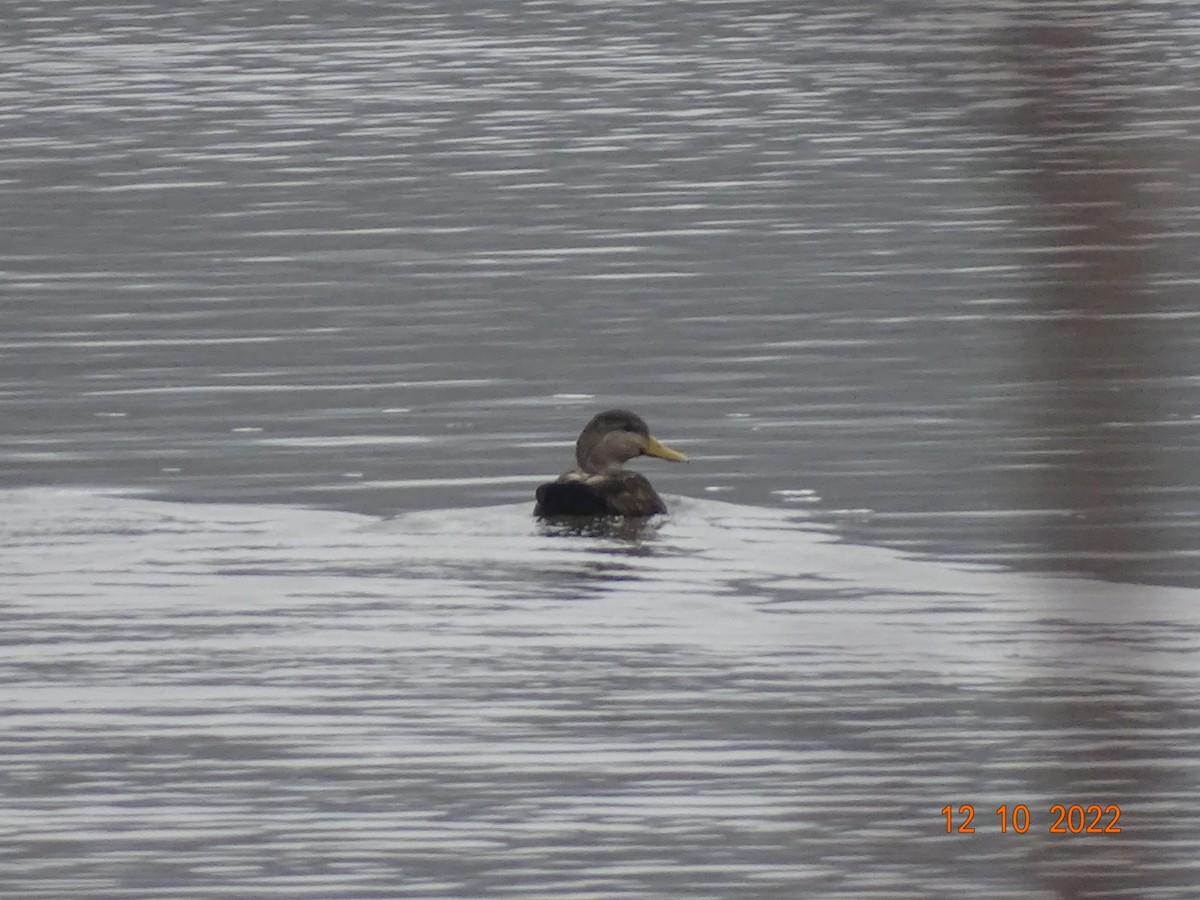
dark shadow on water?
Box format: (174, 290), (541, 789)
(994, 10), (1185, 899)
(999, 17), (1162, 587)
(535, 513), (667, 546)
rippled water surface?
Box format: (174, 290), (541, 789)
(5, 489), (1200, 899)
(3, 1), (1200, 897)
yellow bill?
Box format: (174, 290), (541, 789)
(643, 436), (688, 462)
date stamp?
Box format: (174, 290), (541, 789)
(941, 804), (1122, 834)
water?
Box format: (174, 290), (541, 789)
(2, 1), (1200, 897)
(4, 489), (1200, 898)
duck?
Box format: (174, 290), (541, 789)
(534, 409), (687, 517)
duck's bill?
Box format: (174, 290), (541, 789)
(644, 437), (688, 462)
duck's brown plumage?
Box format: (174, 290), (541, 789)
(534, 409), (687, 517)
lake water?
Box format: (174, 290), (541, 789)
(3, 2), (1199, 897)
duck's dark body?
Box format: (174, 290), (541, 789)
(534, 471), (667, 517)
(534, 409), (685, 518)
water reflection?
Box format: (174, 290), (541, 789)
(3, 490), (1199, 896)
(536, 514), (665, 543)
(996, 16), (1185, 897)
(998, 17), (1165, 586)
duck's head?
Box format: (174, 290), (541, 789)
(575, 409), (688, 474)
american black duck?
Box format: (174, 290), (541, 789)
(534, 409), (687, 517)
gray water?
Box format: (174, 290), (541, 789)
(3, 1), (1200, 897)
